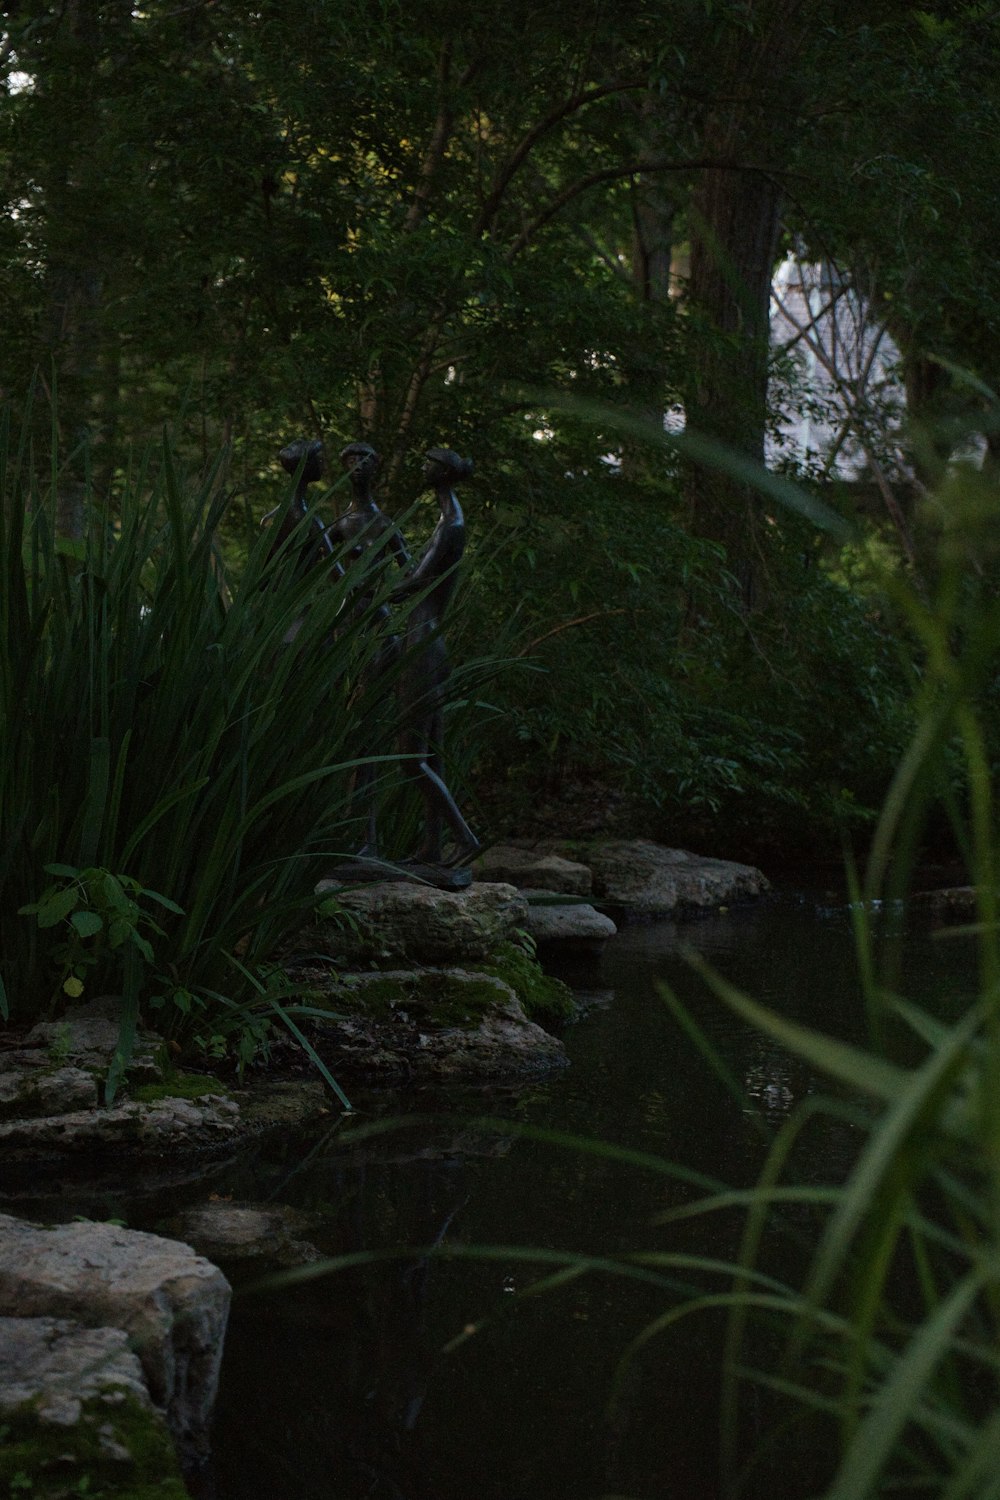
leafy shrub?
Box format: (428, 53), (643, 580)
(456, 456), (916, 855)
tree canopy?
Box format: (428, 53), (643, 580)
(2, 0), (998, 855)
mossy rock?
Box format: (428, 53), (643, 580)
(479, 942), (575, 1023)
(339, 969), (515, 1029)
(0, 1390), (188, 1499)
(130, 1072), (229, 1104)
(303, 943), (574, 1029)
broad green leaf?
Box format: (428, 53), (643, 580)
(69, 910), (103, 939)
(34, 887), (80, 928)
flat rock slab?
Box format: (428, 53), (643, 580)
(309, 880), (528, 965)
(302, 968), (568, 1083)
(0, 1214), (231, 1463)
(1, 996), (169, 1123)
(520, 892), (618, 949)
(164, 1203), (321, 1269)
(0, 1092), (241, 1162)
(497, 839), (770, 919)
(0, 1061), (99, 1121)
(475, 846), (593, 896)
(911, 885), (979, 919)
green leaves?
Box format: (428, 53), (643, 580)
(1, 407), (455, 1105)
(20, 886), (80, 930)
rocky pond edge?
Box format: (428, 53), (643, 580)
(1, 837), (774, 1494)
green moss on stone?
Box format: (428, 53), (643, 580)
(131, 1072), (227, 1104)
(481, 943), (575, 1023)
(348, 971), (506, 1028)
(348, 977), (407, 1013)
(0, 1390), (188, 1498)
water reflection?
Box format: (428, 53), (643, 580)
(742, 1050), (796, 1118)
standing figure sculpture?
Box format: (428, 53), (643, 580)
(263, 438), (339, 572)
(262, 439), (343, 644)
(391, 447), (480, 867)
(263, 435), (479, 879)
(330, 442), (411, 608)
(328, 442), (411, 857)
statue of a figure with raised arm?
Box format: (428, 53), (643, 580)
(267, 437), (479, 885)
(329, 441), (411, 857)
(391, 447), (480, 869)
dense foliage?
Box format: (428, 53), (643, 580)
(2, 0), (998, 864)
(4, 8), (1000, 1493)
(0, 410), (448, 1085)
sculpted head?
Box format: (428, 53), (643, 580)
(339, 442), (381, 490)
(279, 437), (325, 484)
(422, 447), (473, 488)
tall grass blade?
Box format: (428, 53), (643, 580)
(826, 1271), (985, 1500)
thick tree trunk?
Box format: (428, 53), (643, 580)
(621, 170), (675, 479)
(684, 155), (783, 603)
(681, 0), (811, 609)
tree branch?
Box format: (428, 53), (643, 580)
(404, 44), (480, 233)
(517, 609), (632, 656)
(504, 157), (787, 261)
(471, 77), (645, 238)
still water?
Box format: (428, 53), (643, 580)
(194, 891), (977, 1500)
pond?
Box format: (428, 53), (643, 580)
(1, 888), (977, 1499)
(189, 889), (977, 1500)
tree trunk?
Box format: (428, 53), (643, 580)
(684, 154), (783, 604)
(621, 167), (675, 479)
(681, 0), (811, 609)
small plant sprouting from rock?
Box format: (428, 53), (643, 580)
(17, 870), (185, 1008)
(45, 1021), (73, 1067)
(17, 864), (183, 1010)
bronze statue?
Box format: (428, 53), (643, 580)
(266, 436), (479, 879)
(261, 438), (343, 645)
(331, 442), (411, 577)
(391, 448), (479, 867)
(328, 442), (410, 857)
(263, 438), (340, 573)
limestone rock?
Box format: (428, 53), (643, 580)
(911, 885), (979, 919)
(0, 1059), (98, 1120)
(0, 1092), (241, 1160)
(0, 1214), (231, 1462)
(512, 838), (769, 919)
(0, 1315), (188, 1495)
(165, 1203), (320, 1269)
(519, 892), (618, 950)
(475, 844), (593, 896)
(25, 995), (166, 1084)
(308, 879), (528, 964)
(0, 1316), (152, 1426)
(304, 968), (568, 1082)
